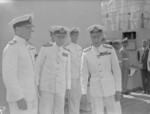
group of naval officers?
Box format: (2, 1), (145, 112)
(2, 14), (122, 114)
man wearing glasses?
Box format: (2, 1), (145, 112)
(36, 26), (71, 114)
(2, 14), (38, 114)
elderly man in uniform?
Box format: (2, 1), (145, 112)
(80, 25), (122, 114)
(65, 27), (82, 114)
(2, 14), (38, 114)
(120, 38), (130, 95)
(36, 25), (71, 114)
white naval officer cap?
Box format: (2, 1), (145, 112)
(121, 37), (128, 43)
(87, 24), (105, 34)
(53, 26), (70, 34)
(113, 39), (121, 44)
(70, 27), (80, 34)
(48, 25), (59, 33)
(9, 13), (34, 29)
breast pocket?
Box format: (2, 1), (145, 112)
(58, 56), (68, 69)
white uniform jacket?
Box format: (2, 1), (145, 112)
(36, 43), (71, 93)
(81, 44), (122, 97)
(2, 36), (38, 102)
(65, 42), (82, 79)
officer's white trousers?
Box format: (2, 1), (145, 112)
(68, 79), (81, 114)
(39, 91), (65, 114)
(91, 95), (122, 114)
(9, 100), (38, 114)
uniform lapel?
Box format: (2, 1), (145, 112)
(26, 43), (35, 69)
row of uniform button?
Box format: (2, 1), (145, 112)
(98, 60), (102, 73)
(97, 51), (102, 73)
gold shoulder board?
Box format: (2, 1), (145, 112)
(83, 46), (92, 52)
(8, 40), (17, 45)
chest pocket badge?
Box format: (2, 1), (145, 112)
(59, 53), (68, 62)
(97, 51), (111, 57)
(62, 53), (68, 57)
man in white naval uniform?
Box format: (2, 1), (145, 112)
(65, 27), (82, 114)
(81, 25), (122, 114)
(2, 14), (38, 114)
(36, 26), (71, 114)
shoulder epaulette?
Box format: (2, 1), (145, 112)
(83, 46), (92, 52)
(8, 40), (17, 45)
(42, 43), (53, 47)
(103, 44), (113, 49)
(63, 46), (70, 52)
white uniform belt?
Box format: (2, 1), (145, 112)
(90, 72), (112, 81)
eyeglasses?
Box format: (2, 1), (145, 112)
(55, 34), (67, 39)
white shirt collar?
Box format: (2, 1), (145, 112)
(92, 44), (103, 52)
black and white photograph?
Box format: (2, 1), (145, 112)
(1, 0), (150, 114)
